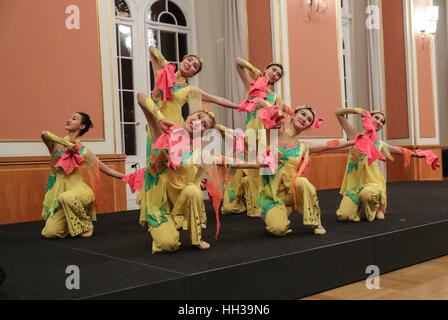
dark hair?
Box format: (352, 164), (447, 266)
(265, 63), (284, 78)
(77, 112), (93, 136)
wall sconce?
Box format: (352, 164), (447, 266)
(303, 0), (328, 22)
(416, 5), (439, 49)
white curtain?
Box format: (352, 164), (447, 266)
(218, 0), (248, 130)
(367, 0), (386, 140)
(366, 0), (387, 174)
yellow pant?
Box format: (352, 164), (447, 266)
(41, 190), (94, 238)
(149, 184), (203, 253)
(222, 171), (247, 215)
(245, 169), (263, 217)
(336, 183), (383, 222)
(149, 215), (181, 253)
(264, 177), (322, 236)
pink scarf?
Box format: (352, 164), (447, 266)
(152, 125), (191, 170)
(311, 118), (323, 129)
(55, 143), (85, 175)
(354, 112), (385, 165)
(155, 64), (177, 102)
(238, 76), (268, 113)
(257, 105), (285, 129)
(259, 150), (278, 174)
(415, 149), (440, 170)
(233, 131), (247, 158)
(122, 168), (145, 193)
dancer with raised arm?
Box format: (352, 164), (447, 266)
(134, 93), (265, 253)
(222, 58), (286, 217)
(41, 112), (124, 239)
(149, 46), (239, 126)
(335, 108), (437, 222)
(257, 106), (354, 236)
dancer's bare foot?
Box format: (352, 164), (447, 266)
(376, 210), (385, 220)
(314, 225), (326, 235)
(80, 225), (94, 238)
(197, 241), (210, 250)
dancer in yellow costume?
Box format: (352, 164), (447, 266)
(222, 58), (285, 217)
(150, 47), (241, 226)
(41, 112), (125, 239)
(258, 106), (354, 236)
(136, 93), (263, 254)
(335, 108), (425, 222)
(149, 46), (239, 126)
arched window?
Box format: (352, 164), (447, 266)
(115, 0), (136, 155)
(147, 0), (186, 26)
(145, 0), (191, 118)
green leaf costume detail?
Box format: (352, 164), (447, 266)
(257, 143), (303, 219)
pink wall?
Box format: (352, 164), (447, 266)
(414, 0), (436, 138)
(246, 0), (273, 71)
(286, 0), (342, 138)
(382, 0), (410, 139)
(0, 0), (104, 140)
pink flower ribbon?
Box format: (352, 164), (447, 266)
(55, 143), (85, 175)
(238, 76), (269, 113)
(310, 117), (324, 129)
(260, 150), (278, 175)
(122, 168), (145, 193)
(155, 64), (177, 102)
(152, 125), (191, 170)
(354, 111), (385, 165)
(257, 105), (285, 129)
(415, 149), (440, 170)
(233, 131), (247, 158)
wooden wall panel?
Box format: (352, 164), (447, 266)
(386, 146), (443, 181)
(303, 149), (351, 191)
(1, 148), (442, 226)
(304, 145), (443, 190)
(414, 146), (443, 181)
(0, 155), (127, 225)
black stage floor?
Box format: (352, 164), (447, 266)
(1, 181), (447, 300)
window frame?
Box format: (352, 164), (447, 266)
(115, 6), (138, 156)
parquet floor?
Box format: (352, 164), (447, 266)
(302, 256), (448, 300)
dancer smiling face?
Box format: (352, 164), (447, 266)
(292, 108), (315, 132)
(183, 111), (215, 135)
(371, 112), (386, 132)
(178, 55), (202, 78)
(264, 64), (283, 85)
